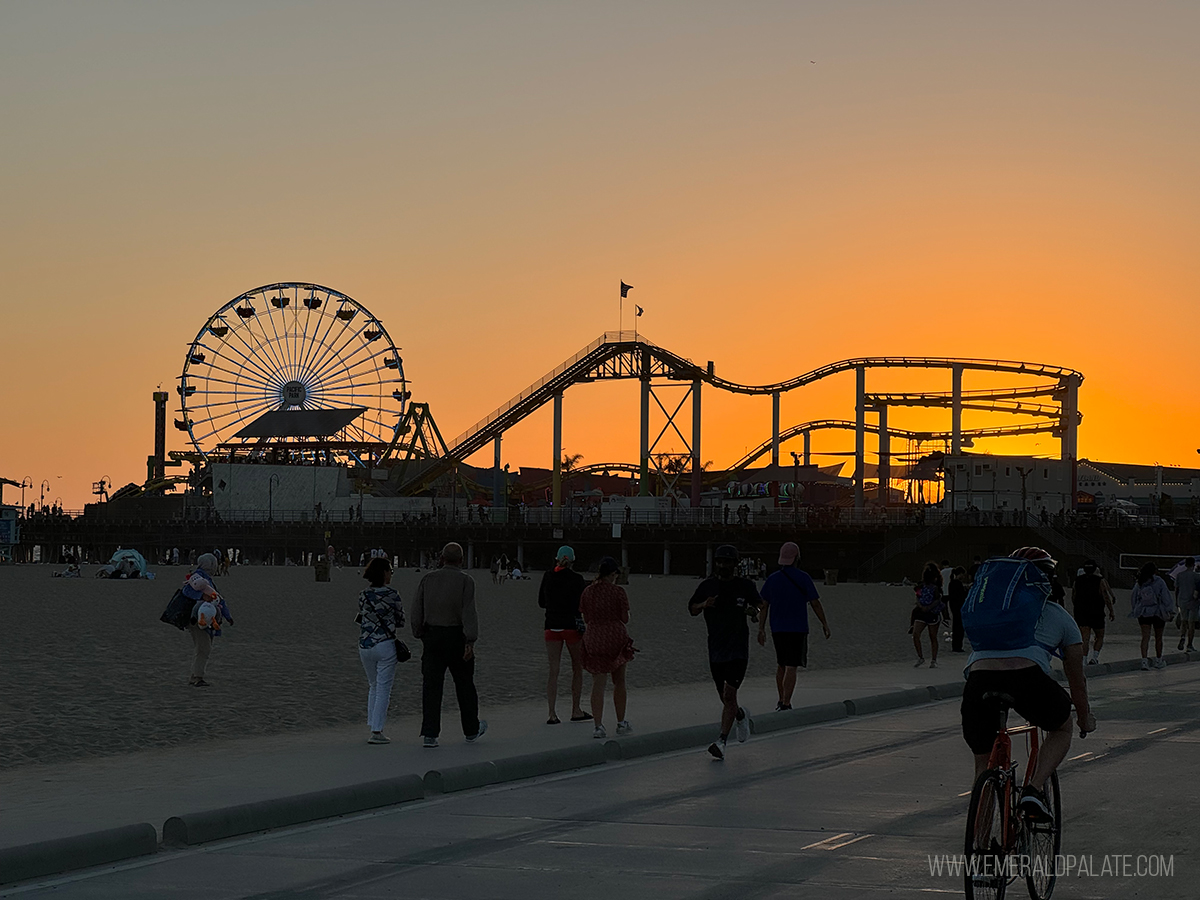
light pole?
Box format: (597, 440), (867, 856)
(20, 477), (32, 508)
(1016, 466), (1032, 526)
(268, 474), (280, 522)
(40, 479), (50, 509)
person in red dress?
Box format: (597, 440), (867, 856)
(580, 557), (636, 738)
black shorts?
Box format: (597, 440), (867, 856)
(1138, 616), (1165, 627)
(961, 666), (1072, 755)
(912, 606), (942, 626)
(772, 631), (808, 668)
(1073, 606), (1106, 631)
(710, 658), (748, 692)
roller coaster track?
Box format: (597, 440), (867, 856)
(728, 419), (1064, 472)
(400, 331), (1082, 493)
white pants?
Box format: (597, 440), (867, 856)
(359, 641), (398, 732)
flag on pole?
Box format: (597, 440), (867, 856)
(620, 281), (633, 298)
(635, 305), (644, 317)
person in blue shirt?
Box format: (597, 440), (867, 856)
(757, 542), (831, 710)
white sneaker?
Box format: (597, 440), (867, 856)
(735, 708), (749, 743)
(914, 658), (926, 668)
(1086, 657), (1097, 666)
(593, 724), (607, 739)
(1140, 658), (1151, 671)
(929, 660), (938, 669)
(465, 720), (488, 742)
(708, 739), (726, 760)
(1153, 657), (1167, 669)
(616, 721), (632, 736)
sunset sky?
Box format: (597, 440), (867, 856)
(2, 2), (1198, 508)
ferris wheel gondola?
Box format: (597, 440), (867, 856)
(177, 282), (408, 461)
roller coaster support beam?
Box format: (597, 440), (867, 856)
(804, 430), (811, 467)
(492, 436), (502, 512)
(854, 365), (866, 510)
(1061, 373), (1081, 508)
(639, 349), (650, 497)
(552, 392), (563, 524)
(877, 404), (890, 506)
(771, 391), (781, 467)
(691, 379), (702, 508)
(951, 364), (963, 454)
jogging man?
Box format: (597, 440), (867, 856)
(1071, 559), (1115, 664)
(688, 544), (760, 760)
(757, 541), (830, 710)
(961, 547), (1096, 820)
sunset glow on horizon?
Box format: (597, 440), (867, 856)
(2, 2), (1198, 507)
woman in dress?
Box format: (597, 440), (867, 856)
(911, 561), (944, 668)
(358, 556), (403, 744)
(580, 557), (636, 738)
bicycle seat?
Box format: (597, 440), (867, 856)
(981, 691), (1017, 707)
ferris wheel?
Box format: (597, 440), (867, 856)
(177, 283), (408, 459)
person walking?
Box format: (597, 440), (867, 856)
(688, 544), (760, 760)
(358, 556), (403, 744)
(756, 542), (830, 710)
(911, 561), (944, 668)
(412, 542), (486, 747)
(182, 552), (233, 687)
(947, 566), (968, 653)
(1072, 559), (1116, 664)
(1174, 557), (1199, 652)
(538, 546), (590, 725)
(1130, 562), (1176, 670)
(580, 556), (636, 738)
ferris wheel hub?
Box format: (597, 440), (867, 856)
(281, 380), (308, 407)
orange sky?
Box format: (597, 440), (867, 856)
(2, 3), (1198, 508)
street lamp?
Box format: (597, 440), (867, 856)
(40, 479), (50, 509)
(20, 477), (32, 508)
(268, 473), (280, 522)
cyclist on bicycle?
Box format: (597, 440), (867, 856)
(961, 547), (1097, 820)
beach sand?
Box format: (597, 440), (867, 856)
(0, 564), (1142, 769)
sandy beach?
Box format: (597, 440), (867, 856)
(0, 564), (1144, 769)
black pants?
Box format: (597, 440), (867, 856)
(949, 596), (965, 652)
(420, 625), (480, 738)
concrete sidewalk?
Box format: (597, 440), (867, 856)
(0, 657), (983, 849)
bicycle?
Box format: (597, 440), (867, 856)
(963, 691), (1062, 900)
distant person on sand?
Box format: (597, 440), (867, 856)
(757, 542), (830, 710)
(412, 542), (486, 748)
(947, 566), (968, 653)
(538, 546), (590, 725)
(1174, 557), (1198, 652)
(688, 544), (760, 760)
(183, 553), (233, 687)
(911, 561), (944, 668)
(357, 557), (403, 744)
(581, 556), (636, 738)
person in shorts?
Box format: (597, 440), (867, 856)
(961, 548), (1095, 821)
(1071, 559), (1115, 664)
(688, 544), (760, 760)
(538, 546), (590, 724)
(757, 542), (830, 710)
(1174, 557), (1199, 652)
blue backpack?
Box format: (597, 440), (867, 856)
(961, 557), (1051, 651)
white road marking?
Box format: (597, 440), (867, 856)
(1069, 751), (1092, 761)
(1147, 727), (1168, 735)
(802, 832), (853, 850)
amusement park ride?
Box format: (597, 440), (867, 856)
(137, 282), (1083, 520)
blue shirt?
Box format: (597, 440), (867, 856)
(761, 567), (819, 633)
(965, 601), (1082, 678)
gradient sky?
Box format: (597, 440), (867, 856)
(2, 2), (1198, 508)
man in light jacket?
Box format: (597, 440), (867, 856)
(412, 542), (485, 748)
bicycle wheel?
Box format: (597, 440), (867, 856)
(965, 768), (1008, 900)
(1024, 771), (1061, 900)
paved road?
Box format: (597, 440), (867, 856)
(7, 666), (1197, 899)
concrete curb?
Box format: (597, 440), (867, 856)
(750, 702), (848, 735)
(844, 687), (932, 716)
(422, 762), (498, 795)
(0, 823), (158, 885)
(162, 774), (425, 847)
(604, 724), (717, 759)
(492, 743), (609, 781)
(928, 681), (966, 701)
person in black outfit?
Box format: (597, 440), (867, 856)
(947, 566), (968, 652)
(538, 546), (590, 724)
(688, 544), (761, 760)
